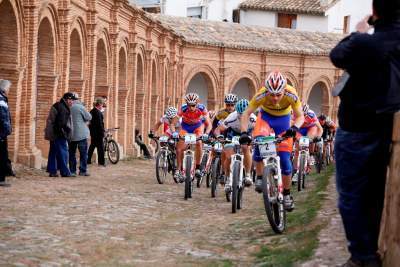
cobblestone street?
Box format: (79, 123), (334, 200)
(1, 159), (347, 266)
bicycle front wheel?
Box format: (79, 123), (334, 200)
(298, 153), (306, 191)
(211, 157), (220, 198)
(155, 150), (168, 184)
(184, 156), (193, 200)
(107, 140), (120, 164)
(231, 161), (241, 214)
(262, 166), (286, 234)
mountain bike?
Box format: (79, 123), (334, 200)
(182, 134), (201, 200)
(226, 136), (245, 213)
(196, 140), (213, 188)
(104, 127), (120, 164)
(294, 136), (310, 191)
(254, 135), (288, 234)
(153, 135), (178, 184)
(314, 138), (324, 173)
(210, 136), (224, 198)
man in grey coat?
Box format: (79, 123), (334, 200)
(69, 93), (92, 176)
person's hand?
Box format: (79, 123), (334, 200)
(148, 131), (154, 139)
(239, 132), (251, 145)
(172, 132), (180, 139)
(356, 15), (373, 33)
(283, 126), (299, 138)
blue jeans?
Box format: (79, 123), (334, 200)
(335, 127), (392, 261)
(47, 138), (71, 176)
(69, 139), (88, 174)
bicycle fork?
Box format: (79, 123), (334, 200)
(263, 156), (284, 203)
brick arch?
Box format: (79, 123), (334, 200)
(135, 51), (146, 137)
(184, 65), (219, 110)
(35, 15), (59, 157)
(283, 71), (299, 89)
(0, 0), (24, 160)
(164, 58), (170, 109)
(305, 77), (332, 116)
(118, 46), (128, 148)
(69, 16), (87, 101)
(228, 70), (260, 100)
(150, 58), (160, 127)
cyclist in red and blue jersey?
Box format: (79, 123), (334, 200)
(175, 93), (212, 182)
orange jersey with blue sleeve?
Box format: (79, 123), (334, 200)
(248, 85), (302, 116)
(178, 104), (208, 125)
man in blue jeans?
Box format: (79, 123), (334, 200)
(69, 93), (92, 176)
(45, 92), (77, 177)
(330, 0), (400, 266)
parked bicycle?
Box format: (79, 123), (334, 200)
(153, 135), (178, 184)
(104, 127), (120, 164)
(253, 134), (288, 234)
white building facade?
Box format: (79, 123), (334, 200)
(239, 0), (373, 33)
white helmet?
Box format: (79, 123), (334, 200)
(265, 71), (287, 94)
(165, 107), (178, 119)
(224, 93), (238, 104)
(185, 93), (199, 105)
(302, 104), (310, 113)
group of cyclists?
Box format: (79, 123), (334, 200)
(148, 70), (336, 212)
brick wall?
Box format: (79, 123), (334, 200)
(0, 0), (339, 165)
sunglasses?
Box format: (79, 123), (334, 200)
(188, 104), (197, 107)
(270, 93), (283, 97)
(226, 104), (235, 107)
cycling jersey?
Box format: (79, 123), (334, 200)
(212, 108), (232, 130)
(249, 85), (301, 116)
(159, 115), (181, 136)
(321, 120), (336, 140)
(178, 104), (208, 125)
(222, 111), (256, 134)
(301, 110), (318, 129)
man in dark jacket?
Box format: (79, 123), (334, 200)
(45, 92), (77, 177)
(87, 97), (106, 166)
(0, 79), (12, 186)
(330, 0), (400, 266)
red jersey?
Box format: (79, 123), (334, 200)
(178, 104), (208, 125)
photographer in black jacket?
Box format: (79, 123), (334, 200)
(330, 0), (400, 266)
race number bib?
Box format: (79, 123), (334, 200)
(299, 136), (310, 147)
(184, 134), (197, 145)
(159, 136), (169, 143)
(232, 136), (240, 145)
(259, 141), (276, 157)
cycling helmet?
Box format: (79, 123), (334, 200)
(265, 71), (287, 94)
(224, 93), (238, 104)
(185, 93), (199, 105)
(235, 99), (249, 114)
(302, 104), (310, 114)
(165, 107), (178, 119)
(318, 114), (327, 121)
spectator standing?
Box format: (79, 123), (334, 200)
(135, 129), (152, 159)
(45, 92), (77, 177)
(87, 98), (106, 166)
(330, 0), (400, 266)
(0, 79), (12, 187)
(69, 93), (92, 176)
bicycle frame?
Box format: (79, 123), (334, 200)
(182, 134), (197, 179)
(297, 136), (310, 171)
(228, 136), (244, 189)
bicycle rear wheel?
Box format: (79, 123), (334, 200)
(184, 156), (193, 200)
(262, 166), (286, 234)
(107, 140), (120, 164)
(155, 151), (168, 184)
(231, 161), (241, 213)
(211, 157), (220, 198)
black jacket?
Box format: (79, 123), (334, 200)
(89, 108), (105, 139)
(330, 20), (400, 132)
(52, 99), (72, 140)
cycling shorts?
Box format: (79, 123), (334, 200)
(252, 110), (293, 162)
(179, 121), (204, 137)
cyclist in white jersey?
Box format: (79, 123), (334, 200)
(214, 99), (256, 192)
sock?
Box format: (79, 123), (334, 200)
(283, 189), (290, 196)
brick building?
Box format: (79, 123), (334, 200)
(0, 0), (342, 168)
